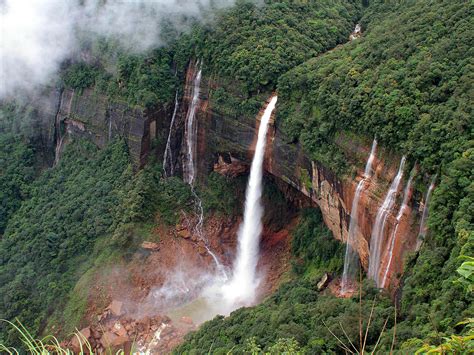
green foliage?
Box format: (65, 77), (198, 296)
(176, 277), (394, 354)
(0, 140), (131, 344)
(414, 318), (474, 354)
(62, 63), (101, 92)
(0, 134), (35, 234)
(291, 209), (344, 279)
(199, 0), (361, 94)
(456, 257), (474, 293)
(245, 336), (302, 354)
(61, 47), (177, 109)
(278, 0), (472, 175)
(199, 172), (244, 216)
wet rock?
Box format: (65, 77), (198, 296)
(214, 154), (249, 177)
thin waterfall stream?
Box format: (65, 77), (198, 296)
(368, 156), (406, 287)
(182, 62), (227, 279)
(341, 138), (377, 294)
(380, 174), (413, 288)
(163, 91), (179, 177)
(416, 177), (436, 250)
(183, 63), (202, 185)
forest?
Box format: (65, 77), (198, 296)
(0, 0), (472, 353)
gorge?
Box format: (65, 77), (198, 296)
(0, 0), (472, 353)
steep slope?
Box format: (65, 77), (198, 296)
(176, 0), (473, 352)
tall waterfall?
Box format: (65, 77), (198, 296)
(380, 174), (413, 288)
(416, 177), (436, 250)
(341, 138), (377, 294)
(368, 156), (406, 286)
(222, 96), (278, 306)
(183, 64), (202, 185)
(163, 92), (179, 177)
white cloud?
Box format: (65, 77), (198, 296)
(0, 0), (236, 98)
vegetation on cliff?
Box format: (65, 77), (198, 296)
(0, 0), (472, 352)
(277, 0), (472, 342)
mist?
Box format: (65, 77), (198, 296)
(0, 0), (237, 99)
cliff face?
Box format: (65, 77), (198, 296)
(182, 63), (421, 289)
(31, 87), (171, 167)
(28, 63), (421, 290)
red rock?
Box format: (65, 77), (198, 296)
(100, 331), (129, 348)
(112, 322), (128, 337)
(107, 300), (124, 317)
(177, 229), (190, 239)
(180, 316), (194, 325)
(141, 241), (160, 251)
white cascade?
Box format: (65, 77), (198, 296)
(163, 91), (179, 177)
(341, 138), (377, 294)
(192, 188), (228, 282)
(222, 96), (278, 306)
(108, 117), (112, 142)
(416, 177), (436, 250)
(183, 64), (202, 185)
(368, 156), (406, 286)
(380, 174), (413, 288)
(181, 62), (227, 278)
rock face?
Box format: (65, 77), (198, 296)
(180, 62), (422, 289)
(28, 87), (171, 167)
(26, 62), (422, 290)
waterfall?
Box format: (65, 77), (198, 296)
(368, 156), (406, 286)
(54, 134), (65, 166)
(108, 116), (112, 142)
(183, 64), (202, 185)
(163, 92), (179, 177)
(341, 138), (377, 294)
(181, 62), (227, 278)
(222, 96), (278, 306)
(416, 177), (436, 250)
(192, 188), (228, 281)
(380, 174), (413, 288)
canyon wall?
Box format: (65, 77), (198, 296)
(184, 63), (422, 289)
(27, 63), (422, 289)
(30, 87), (171, 167)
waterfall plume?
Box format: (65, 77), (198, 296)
(368, 156), (406, 286)
(341, 138), (377, 294)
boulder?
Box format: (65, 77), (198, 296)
(177, 229), (191, 239)
(141, 241), (160, 251)
(316, 273), (331, 291)
(107, 300), (124, 317)
(100, 331), (129, 348)
(113, 322), (128, 337)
